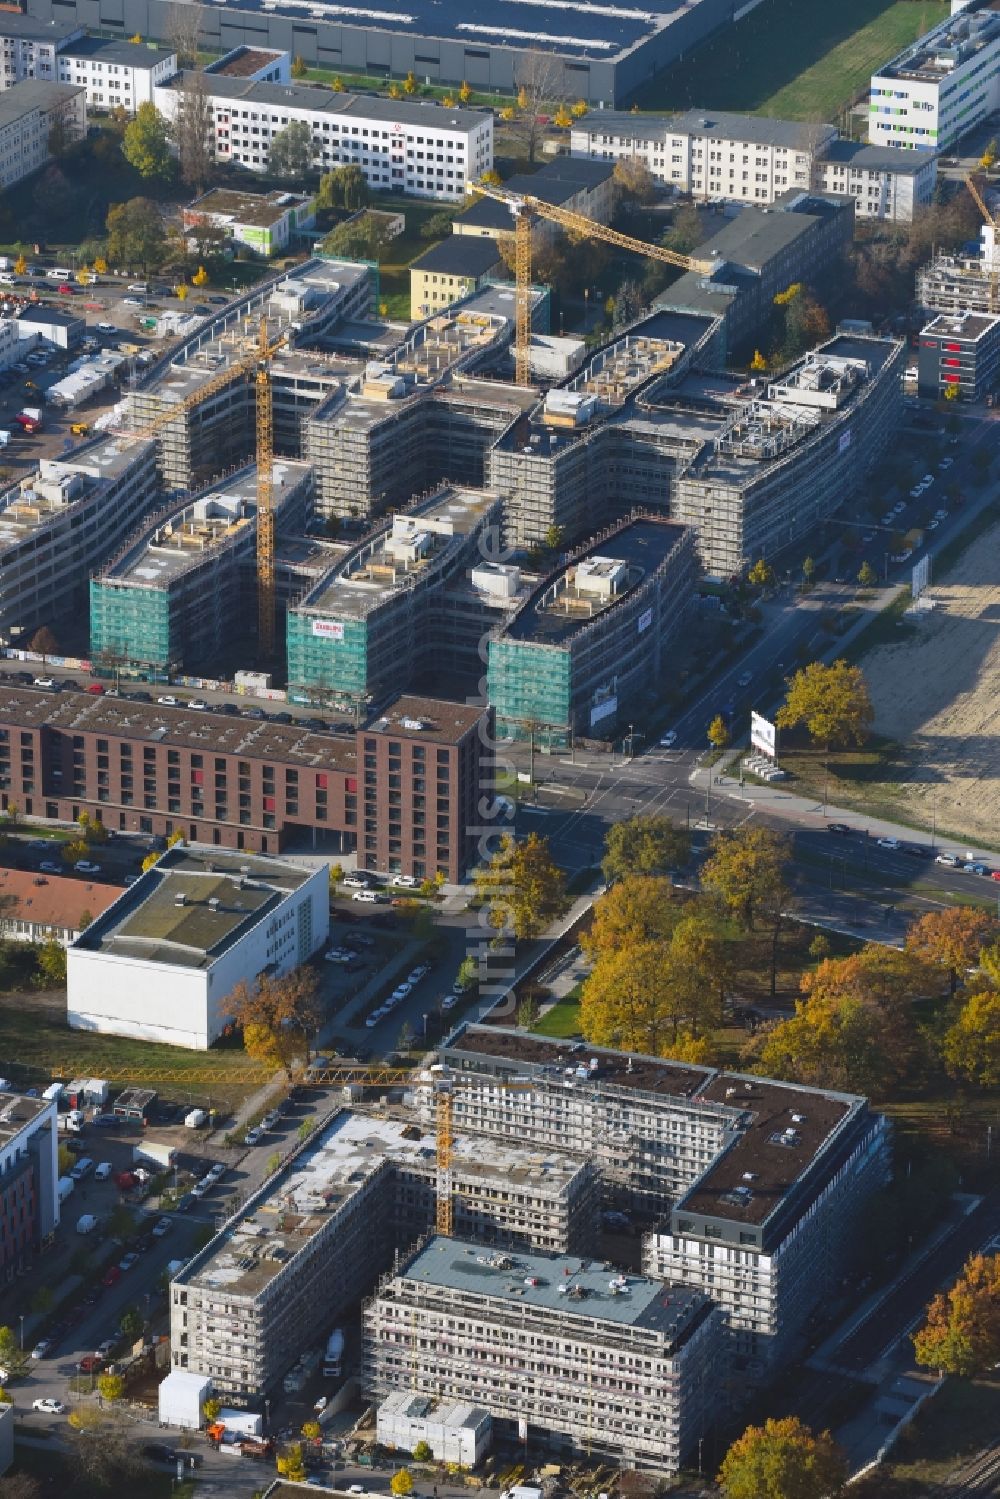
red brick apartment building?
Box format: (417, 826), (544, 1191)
(0, 688), (492, 883)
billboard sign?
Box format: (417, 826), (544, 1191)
(312, 620), (345, 641)
(590, 695), (618, 727)
(750, 710), (777, 758)
(912, 554), (930, 599)
(637, 607), (653, 634)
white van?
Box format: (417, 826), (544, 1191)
(76, 1214), (98, 1234)
(127, 282), (148, 294)
(94, 1161), (112, 1181)
(46, 267), (71, 280)
(70, 1157), (94, 1180)
(352, 889), (378, 903)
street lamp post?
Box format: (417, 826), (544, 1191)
(18, 1314), (24, 1351)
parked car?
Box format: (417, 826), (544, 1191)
(156, 694), (178, 707)
(151, 1216), (172, 1237)
(102, 1265), (121, 1287)
(391, 874), (419, 888)
(118, 1252), (139, 1272)
(32, 1398), (64, 1414)
(30, 1340), (51, 1360)
(74, 860), (101, 875)
(936, 852), (960, 866)
(244, 1127), (263, 1146)
(441, 994), (459, 1011)
(826, 823), (852, 835)
(659, 730), (677, 747)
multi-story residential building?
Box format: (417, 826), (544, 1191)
(487, 515), (697, 743)
(0, 79), (85, 189)
(917, 309), (1000, 400)
(56, 36), (176, 111)
(571, 110), (837, 205)
(0, 688), (490, 882)
(441, 1026), (891, 1383)
(0, 439), (159, 642)
(0, 15), (84, 91)
(409, 237), (505, 320)
(869, 0), (1000, 152)
(67, 846), (329, 1048)
(814, 140), (937, 222)
(153, 75), (493, 200)
(364, 1237), (721, 1475)
(183, 187), (316, 258)
(169, 1104), (596, 1399)
(0, 1090), (60, 1282)
(286, 485), (504, 708)
(89, 461), (314, 676)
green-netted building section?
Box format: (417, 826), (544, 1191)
(286, 612), (369, 703)
(90, 580), (173, 672)
(487, 640), (570, 735)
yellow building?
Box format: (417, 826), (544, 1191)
(409, 235), (504, 321)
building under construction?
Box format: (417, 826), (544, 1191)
(90, 461), (314, 676)
(363, 1237), (721, 1474)
(917, 218), (1000, 317)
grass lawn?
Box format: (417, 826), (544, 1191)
(362, 195), (453, 318)
(631, 0), (948, 118)
(890, 1377), (1000, 1486)
(0, 995), (268, 1113)
(534, 990), (584, 1037)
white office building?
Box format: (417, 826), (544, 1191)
(815, 140), (937, 221)
(0, 15), (84, 91)
(67, 845), (329, 1049)
(154, 74), (493, 200)
(0, 79), (85, 190)
(56, 37), (176, 112)
(0, 1090), (61, 1278)
(869, 0), (1000, 152)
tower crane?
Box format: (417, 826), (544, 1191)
(43, 1058), (536, 1238)
(467, 180), (715, 386)
(118, 313), (287, 660)
(963, 173), (1000, 313)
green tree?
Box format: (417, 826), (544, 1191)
(913, 1252), (1000, 1376)
(776, 659), (874, 749)
(37, 939), (67, 984)
(942, 987), (1000, 1087)
(0, 1326), (19, 1364)
(119, 1307), (143, 1343)
(317, 163), (370, 211)
(707, 714), (729, 750)
(391, 1469), (414, 1495)
(268, 119), (313, 179)
(122, 102), (173, 179)
(420, 207), (458, 240)
(31, 1286), (53, 1314)
(857, 560), (877, 587)
(474, 832), (566, 942)
(601, 814), (689, 882)
(456, 955), (479, 992)
(718, 1416), (847, 1499)
(97, 1372), (125, 1404)
(613, 156), (656, 204)
(413, 1440), (432, 1462)
(105, 197), (167, 272)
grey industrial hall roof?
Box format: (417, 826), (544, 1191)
(164, 71), (489, 133)
(61, 36), (175, 67)
(17, 306), (83, 328)
(399, 1237), (711, 1343)
(411, 237), (504, 277)
(695, 202), (836, 272)
(820, 139), (935, 174)
(0, 79), (83, 125)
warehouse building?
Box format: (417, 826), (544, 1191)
(916, 309), (1000, 401)
(89, 460), (314, 676)
(153, 74), (493, 200)
(364, 1237), (721, 1475)
(0, 1090), (61, 1278)
(441, 1025), (891, 1384)
(67, 846), (329, 1049)
(169, 1102), (596, 1398)
(286, 485), (503, 708)
(869, 0), (1000, 153)
(0, 439), (159, 642)
(28, 0), (739, 108)
(487, 514), (697, 742)
(0, 688), (490, 881)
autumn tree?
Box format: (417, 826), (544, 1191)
(97, 1372), (125, 1403)
(906, 907), (999, 997)
(718, 1416), (847, 1499)
(164, 1), (202, 67)
(702, 827), (790, 935)
(942, 988), (1000, 1088)
(122, 103), (173, 180)
(277, 1442), (308, 1483)
(474, 832), (566, 942)
(913, 1252), (1000, 1376)
(613, 156), (656, 204)
(707, 714), (729, 750)
(30, 625), (58, 655)
(269, 119), (313, 178)
(391, 1470), (414, 1496)
(747, 558), (775, 588)
(776, 659), (874, 749)
(292, 54), (308, 79)
(581, 875), (677, 959)
(601, 814), (689, 883)
(857, 560), (877, 587)
(203, 1396), (222, 1423)
(580, 939), (716, 1056)
(227, 967), (323, 1078)
(37, 940), (67, 985)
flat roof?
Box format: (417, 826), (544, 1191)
(187, 186), (311, 228)
(411, 237), (504, 277)
(821, 139), (934, 174)
(0, 14), (82, 41)
(364, 694), (485, 745)
(74, 845), (314, 970)
(208, 46), (285, 76)
(0, 79), (83, 125)
(923, 311), (1000, 341)
(18, 306), (84, 329)
(573, 111), (836, 150)
(447, 1026), (714, 1099)
(502, 517), (688, 646)
(0, 1091), (51, 1151)
(165, 71), (489, 134)
(62, 35), (175, 67)
(398, 1237), (710, 1343)
(875, 0), (1000, 82)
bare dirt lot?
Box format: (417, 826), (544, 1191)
(860, 517), (1000, 845)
